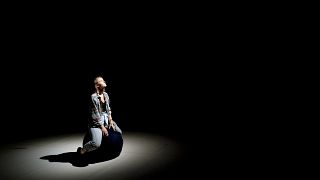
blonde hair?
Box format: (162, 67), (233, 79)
(94, 76), (103, 84)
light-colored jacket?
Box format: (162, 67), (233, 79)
(89, 92), (112, 127)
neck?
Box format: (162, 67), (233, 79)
(96, 89), (104, 95)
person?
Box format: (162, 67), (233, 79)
(77, 76), (122, 155)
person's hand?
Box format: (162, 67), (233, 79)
(109, 121), (116, 131)
(101, 126), (109, 136)
(109, 115), (116, 131)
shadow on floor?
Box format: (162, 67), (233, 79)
(41, 128), (124, 167)
(40, 150), (121, 167)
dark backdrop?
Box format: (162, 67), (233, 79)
(0, 58), (213, 143)
(0, 7), (244, 145)
(0, 8), (261, 178)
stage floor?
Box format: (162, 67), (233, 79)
(0, 132), (184, 180)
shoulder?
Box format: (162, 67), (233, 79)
(91, 93), (98, 99)
(104, 92), (109, 98)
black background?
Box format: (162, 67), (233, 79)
(0, 60), (207, 140)
(0, 11), (219, 143)
(0, 6), (267, 178)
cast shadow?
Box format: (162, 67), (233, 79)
(40, 150), (121, 167)
(41, 129), (123, 167)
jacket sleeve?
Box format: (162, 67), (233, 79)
(105, 93), (112, 115)
(90, 96), (103, 127)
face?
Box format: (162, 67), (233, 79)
(95, 77), (107, 90)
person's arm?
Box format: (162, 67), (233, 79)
(108, 115), (116, 131)
(105, 93), (112, 116)
(105, 93), (116, 130)
(100, 124), (109, 136)
(90, 95), (109, 136)
(90, 96), (102, 127)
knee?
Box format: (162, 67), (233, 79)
(87, 141), (101, 151)
(91, 141), (102, 149)
(83, 141), (102, 152)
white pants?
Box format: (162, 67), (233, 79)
(83, 112), (122, 152)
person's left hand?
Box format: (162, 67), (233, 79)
(109, 117), (116, 131)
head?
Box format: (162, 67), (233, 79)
(94, 76), (107, 92)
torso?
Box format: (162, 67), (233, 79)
(98, 94), (105, 103)
(97, 93), (107, 112)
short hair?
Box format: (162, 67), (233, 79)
(94, 76), (104, 84)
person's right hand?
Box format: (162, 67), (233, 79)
(101, 127), (109, 136)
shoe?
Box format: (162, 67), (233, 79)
(77, 147), (82, 154)
(77, 147), (86, 155)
